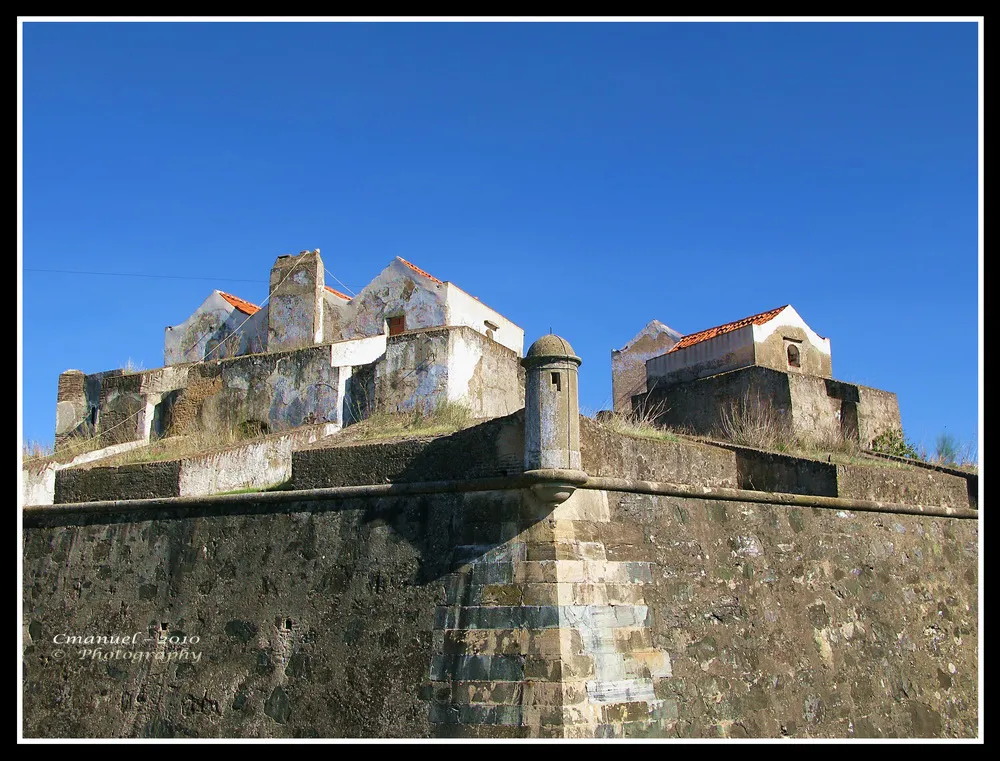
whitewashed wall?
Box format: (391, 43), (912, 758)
(444, 282), (524, 355)
(751, 305), (832, 356)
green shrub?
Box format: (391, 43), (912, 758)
(870, 428), (920, 459)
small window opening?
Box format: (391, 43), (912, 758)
(388, 315), (406, 337)
(787, 343), (800, 368)
(551, 372), (561, 391)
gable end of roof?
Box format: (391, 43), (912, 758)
(324, 285), (352, 301)
(218, 291), (261, 316)
(396, 256), (443, 285)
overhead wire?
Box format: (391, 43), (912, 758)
(24, 268), (265, 283)
(324, 267), (357, 297)
(25, 257), (365, 461)
(26, 259), (308, 462)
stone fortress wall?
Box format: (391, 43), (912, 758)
(22, 334), (979, 739)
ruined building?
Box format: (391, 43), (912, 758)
(614, 305), (902, 446)
(53, 249), (525, 450)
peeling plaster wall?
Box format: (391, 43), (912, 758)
(164, 292), (242, 367)
(176, 436), (302, 498)
(370, 326), (523, 418)
(205, 310), (256, 363)
(647, 326), (756, 387)
(87, 254), (524, 447)
(267, 251), (324, 353)
(22, 466), (56, 508)
(444, 283), (524, 356)
(137, 365), (192, 441)
(203, 346), (341, 434)
(63, 331), (395, 450)
(71, 345), (342, 448)
(375, 328), (451, 414)
(236, 307), (269, 357)
(342, 259), (448, 341)
(612, 321), (682, 414)
(166, 295), (267, 367)
(156, 253), (522, 399)
(321, 291), (350, 344)
(446, 328), (524, 419)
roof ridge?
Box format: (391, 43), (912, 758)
(396, 256), (443, 285)
(667, 305), (788, 353)
(324, 285), (352, 301)
(218, 291), (261, 316)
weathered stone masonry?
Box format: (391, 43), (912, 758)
(22, 475), (978, 738)
(22, 333), (978, 738)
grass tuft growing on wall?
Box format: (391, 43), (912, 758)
(588, 400), (682, 443)
(595, 391), (926, 470)
(23, 430), (106, 468)
(121, 357), (146, 374)
(719, 389), (790, 451)
(92, 422), (278, 467)
(22, 440), (53, 463)
(353, 400), (474, 441)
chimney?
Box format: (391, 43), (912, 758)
(267, 249), (325, 353)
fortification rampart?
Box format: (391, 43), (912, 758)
(23, 464), (978, 739)
(22, 334), (979, 739)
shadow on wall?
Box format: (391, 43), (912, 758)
(30, 413), (537, 588)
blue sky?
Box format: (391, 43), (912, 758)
(19, 19), (981, 457)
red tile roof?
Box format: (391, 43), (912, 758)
(397, 256), (443, 284)
(668, 306), (788, 353)
(219, 291), (261, 316)
(324, 285), (351, 301)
